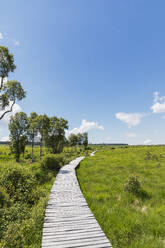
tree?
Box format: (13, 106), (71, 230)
(68, 133), (78, 146)
(37, 114), (50, 159)
(20, 135), (28, 157)
(27, 112), (38, 162)
(82, 132), (88, 149)
(46, 117), (68, 154)
(0, 46), (16, 89)
(9, 112), (28, 162)
(77, 133), (83, 145)
(0, 46), (26, 120)
(68, 132), (88, 149)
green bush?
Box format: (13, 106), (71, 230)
(1, 223), (25, 248)
(41, 154), (64, 171)
(0, 197), (47, 248)
(124, 175), (141, 194)
(25, 152), (32, 159)
(0, 166), (36, 204)
(32, 165), (53, 184)
(0, 186), (11, 208)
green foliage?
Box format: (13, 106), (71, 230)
(0, 166), (36, 204)
(0, 158), (54, 247)
(68, 133), (78, 146)
(0, 186), (11, 208)
(37, 114), (50, 159)
(9, 112), (28, 161)
(0, 46), (16, 79)
(0, 197), (47, 248)
(68, 132), (88, 149)
(27, 112), (38, 162)
(0, 46), (26, 120)
(4, 80), (26, 101)
(124, 175), (141, 194)
(144, 151), (161, 161)
(82, 132), (88, 149)
(41, 154), (64, 171)
(45, 116), (68, 154)
(37, 114), (50, 139)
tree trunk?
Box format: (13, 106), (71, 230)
(40, 138), (42, 160)
(32, 139), (34, 163)
(16, 145), (20, 162)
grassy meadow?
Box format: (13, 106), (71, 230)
(0, 145), (91, 248)
(77, 146), (165, 248)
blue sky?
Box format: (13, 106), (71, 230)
(1, 0), (165, 144)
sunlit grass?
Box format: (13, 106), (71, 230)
(77, 146), (165, 248)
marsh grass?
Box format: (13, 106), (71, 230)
(77, 146), (165, 248)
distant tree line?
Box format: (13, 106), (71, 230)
(9, 112), (88, 162)
(9, 112), (69, 162)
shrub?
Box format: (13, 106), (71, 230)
(124, 175), (141, 194)
(32, 165), (53, 184)
(145, 151), (159, 161)
(85, 146), (92, 150)
(0, 197), (47, 248)
(0, 186), (11, 208)
(25, 152), (32, 159)
(41, 154), (64, 171)
(144, 151), (152, 160)
(1, 223), (25, 248)
(0, 167), (36, 204)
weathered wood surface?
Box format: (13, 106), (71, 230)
(90, 151), (97, 156)
(42, 156), (112, 248)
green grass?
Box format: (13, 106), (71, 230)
(0, 145), (92, 248)
(77, 146), (165, 248)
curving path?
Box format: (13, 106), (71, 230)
(42, 155), (112, 248)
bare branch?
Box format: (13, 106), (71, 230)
(0, 100), (15, 120)
(0, 77), (4, 90)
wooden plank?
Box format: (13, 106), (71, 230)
(42, 154), (112, 247)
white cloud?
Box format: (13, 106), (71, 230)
(151, 102), (165, 113)
(0, 102), (21, 124)
(144, 139), (152, 145)
(151, 92), (165, 113)
(126, 132), (138, 138)
(0, 136), (9, 142)
(0, 33), (3, 39)
(0, 102), (21, 140)
(106, 136), (111, 141)
(66, 119), (104, 138)
(0, 77), (7, 84)
(115, 112), (144, 128)
(14, 40), (20, 46)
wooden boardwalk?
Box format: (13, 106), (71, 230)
(42, 156), (112, 248)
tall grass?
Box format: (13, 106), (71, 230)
(77, 146), (165, 248)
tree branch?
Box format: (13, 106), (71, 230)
(0, 100), (15, 120)
(0, 77), (4, 91)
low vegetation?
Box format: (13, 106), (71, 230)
(77, 145), (165, 248)
(0, 145), (91, 248)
